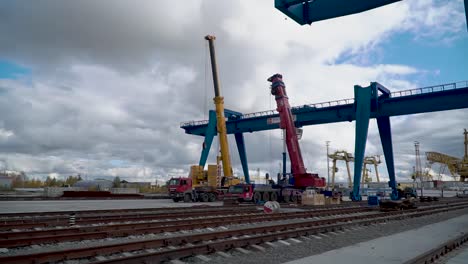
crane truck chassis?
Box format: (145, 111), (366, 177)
(168, 177), (227, 202)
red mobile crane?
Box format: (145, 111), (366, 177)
(225, 74), (326, 203)
(268, 74), (325, 188)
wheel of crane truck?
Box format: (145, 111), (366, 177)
(262, 192), (270, 201)
(183, 193), (192, 203)
(253, 192), (262, 204)
(208, 193), (216, 202)
(200, 193), (209, 202)
(172, 198), (180, 202)
(290, 194), (298, 203)
(270, 192), (278, 202)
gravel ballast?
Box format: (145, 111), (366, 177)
(194, 207), (468, 264)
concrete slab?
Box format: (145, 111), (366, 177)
(285, 214), (468, 264)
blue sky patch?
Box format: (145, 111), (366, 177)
(0, 60), (32, 79)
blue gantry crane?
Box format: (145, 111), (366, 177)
(182, 81), (468, 200)
(274, 0), (468, 31)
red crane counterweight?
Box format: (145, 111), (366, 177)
(268, 74), (326, 188)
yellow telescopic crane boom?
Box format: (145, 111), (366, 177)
(205, 35), (233, 178)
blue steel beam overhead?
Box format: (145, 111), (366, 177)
(275, 0), (401, 25)
(182, 81), (468, 136)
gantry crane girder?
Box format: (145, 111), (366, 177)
(275, 0), (468, 31)
(275, 0), (401, 25)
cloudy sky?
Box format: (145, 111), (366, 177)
(0, 0), (467, 184)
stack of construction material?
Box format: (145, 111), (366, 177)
(325, 196), (341, 205)
(301, 191), (325, 205)
(207, 164), (219, 187)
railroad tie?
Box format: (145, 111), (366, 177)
(265, 241), (278, 248)
(170, 260), (187, 264)
(216, 251), (232, 258)
(235, 247), (251, 254)
(251, 244), (266, 252)
(288, 238), (302, 243)
(277, 240), (291, 246)
(195, 255), (211, 262)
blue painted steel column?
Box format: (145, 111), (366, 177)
(198, 110), (217, 167)
(234, 133), (250, 184)
(377, 116), (399, 200)
(351, 84), (374, 201)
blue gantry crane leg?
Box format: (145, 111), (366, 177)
(351, 84), (373, 201)
(234, 132), (250, 184)
(377, 116), (399, 200)
(198, 110), (217, 168)
(198, 109), (250, 183)
(352, 82), (399, 201)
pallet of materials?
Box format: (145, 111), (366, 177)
(301, 193), (325, 205)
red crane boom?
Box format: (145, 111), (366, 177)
(268, 74), (326, 188)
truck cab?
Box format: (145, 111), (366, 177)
(168, 177), (192, 202)
(225, 184), (254, 202)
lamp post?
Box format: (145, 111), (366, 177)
(326, 141), (330, 190)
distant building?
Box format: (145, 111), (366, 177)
(73, 179), (113, 191)
(0, 176), (12, 189)
(121, 180), (151, 189)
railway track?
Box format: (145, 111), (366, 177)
(1, 200), (468, 264)
(0, 207), (261, 231)
(0, 204), (369, 231)
(0, 206), (372, 247)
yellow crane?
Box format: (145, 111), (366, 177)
(328, 150), (353, 188)
(328, 150), (381, 188)
(362, 156), (381, 184)
(425, 129), (468, 181)
(205, 35), (234, 180)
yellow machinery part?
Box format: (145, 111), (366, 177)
(214, 96), (233, 178)
(207, 164), (220, 188)
(190, 165), (205, 187)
